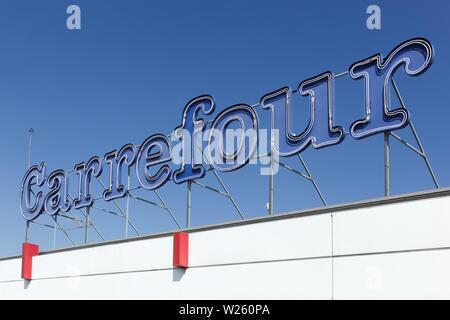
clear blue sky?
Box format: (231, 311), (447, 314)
(1, 0), (449, 257)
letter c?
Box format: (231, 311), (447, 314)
(20, 162), (46, 221)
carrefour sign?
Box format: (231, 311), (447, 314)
(20, 38), (433, 220)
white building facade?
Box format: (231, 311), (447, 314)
(1, 188), (450, 299)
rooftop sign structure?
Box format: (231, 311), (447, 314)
(19, 38), (438, 247)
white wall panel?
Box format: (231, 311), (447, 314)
(0, 259), (21, 282)
(333, 249), (450, 299)
(189, 213), (332, 266)
(0, 259), (332, 300)
(333, 196), (450, 256)
(32, 236), (173, 279)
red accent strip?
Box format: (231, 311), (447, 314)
(21, 242), (39, 280)
(173, 232), (189, 268)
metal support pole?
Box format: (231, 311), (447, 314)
(27, 128), (33, 168)
(24, 221), (29, 242)
(154, 190), (182, 229)
(186, 181), (192, 228)
(384, 131), (390, 197)
(210, 169), (245, 219)
(96, 177), (140, 236)
(268, 153), (274, 215)
(68, 194), (105, 241)
(298, 155), (327, 206)
(24, 128), (34, 243)
(125, 167), (131, 238)
(409, 121), (440, 189)
(53, 215), (58, 248)
(84, 207), (90, 244)
(392, 79), (439, 189)
(51, 215), (75, 245)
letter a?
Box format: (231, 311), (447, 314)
(66, 5), (81, 30)
(366, 5), (381, 30)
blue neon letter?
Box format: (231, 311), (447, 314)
(349, 38), (434, 139)
(207, 104), (258, 172)
(44, 169), (71, 215)
(20, 162), (47, 221)
(73, 156), (103, 209)
(260, 72), (344, 156)
(103, 144), (137, 201)
(172, 95), (215, 184)
(136, 134), (172, 190)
